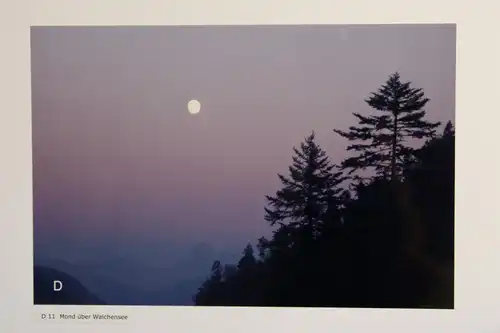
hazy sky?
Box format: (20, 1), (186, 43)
(30, 25), (455, 303)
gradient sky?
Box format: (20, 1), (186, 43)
(30, 25), (455, 303)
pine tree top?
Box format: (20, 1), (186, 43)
(334, 72), (441, 180)
(264, 131), (345, 230)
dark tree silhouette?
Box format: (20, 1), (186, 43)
(237, 244), (257, 270)
(442, 120), (455, 137)
(334, 72), (441, 181)
(192, 260), (223, 305)
(264, 131), (345, 246)
(223, 264), (238, 280)
(405, 120), (455, 264)
(192, 74), (454, 309)
(193, 122), (454, 308)
(256, 236), (270, 260)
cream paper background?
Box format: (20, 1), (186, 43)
(0, 0), (499, 332)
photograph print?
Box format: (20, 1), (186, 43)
(31, 24), (455, 308)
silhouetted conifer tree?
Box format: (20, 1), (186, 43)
(237, 244), (256, 270)
(256, 237), (270, 260)
(193, 104), (455, 308)
(334, 72), (441, 181)
(443, 120), (455, 137)
(264, 131), (345, 245)
(193, 260), (223, 305)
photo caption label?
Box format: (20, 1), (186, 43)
(40, 312), (129, 322)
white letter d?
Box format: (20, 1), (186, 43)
(53, 280), (63, 291)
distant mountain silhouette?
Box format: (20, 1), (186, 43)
(34, 243), (233, 305)
(34, 265), (106, 305)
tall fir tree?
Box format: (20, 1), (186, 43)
(334, 72), (441, 181)
(264, 131), (344, 244)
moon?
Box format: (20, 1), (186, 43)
(187, 99), (201, 115)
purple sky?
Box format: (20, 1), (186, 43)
(30, 25), (455, 303)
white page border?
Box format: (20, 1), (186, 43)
(1, 0), (499, 332)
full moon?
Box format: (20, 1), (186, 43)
(187, 99), (201, 114)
